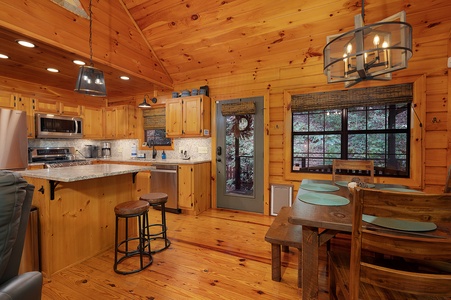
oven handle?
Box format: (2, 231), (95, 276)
(74, 119), (78, 134)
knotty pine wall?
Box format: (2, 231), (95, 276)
(171, 23), (451, 208)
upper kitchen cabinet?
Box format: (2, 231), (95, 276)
(0, 92), (14, 108)
(104, 105), (137, 139)
(82, 106), (104, 139)
(166, 95), (211, 138)
(34, 98), (81, 116)
(12, 94), (35, 138)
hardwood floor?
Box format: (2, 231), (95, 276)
(42, 208), (331, 299)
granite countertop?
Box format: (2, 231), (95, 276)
(19, 164), (152, 182)
(98, 157), (211, 165)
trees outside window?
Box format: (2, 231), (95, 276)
(292, 103), (410, 177)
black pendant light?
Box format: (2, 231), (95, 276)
(74, 0), (107, 96)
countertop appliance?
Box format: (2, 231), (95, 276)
(102, 142), (111, 158)
(29, 147), (91, 168)
(35, 113), (83, 139)
(150, 164), (180, 213)
(0, 108), (28, 170)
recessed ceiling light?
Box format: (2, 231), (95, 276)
(120, 76), (130, 80)
(16, 40), (35, 48)
(47, 68), (59, 73)
(73, 60), (86, 66)
(0, 54), (8, 59)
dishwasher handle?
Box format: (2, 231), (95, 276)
(150, 166), (178, 173)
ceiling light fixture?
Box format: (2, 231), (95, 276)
(323, 0), (412, 88)
(120, 76), (130, 80)
(138, 94), (156, 109)
(73, 60), (86, 66)
(47, 68), (59, 73)
(0, 54), (8, 59)
(74, 0), (106, 97)
(16, 40), (35, 48)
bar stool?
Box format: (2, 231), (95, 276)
(139, 192), (171, 253)
(114, 200), (152, 274)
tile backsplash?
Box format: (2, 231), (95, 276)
(28, 138), (212, 160)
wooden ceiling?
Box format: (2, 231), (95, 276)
(0, 0), (449, 102)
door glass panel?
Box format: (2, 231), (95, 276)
(225, 114), (254, 196)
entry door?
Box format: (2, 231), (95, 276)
(216, 97), (264, 213)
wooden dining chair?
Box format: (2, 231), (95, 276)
(332, 159), (374, 183)
(328, 188), (451, 300)
(444, 165), (451, 193)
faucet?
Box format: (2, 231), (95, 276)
(151, 139), (157, 159)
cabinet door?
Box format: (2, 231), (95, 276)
(178, 165), (193, 209)
(165, 99), (183, 137)
(35, 98), (60, 114)
(14, 96), (36, 138)
(60, 102), (81, 116)
(183, 97), (202, 136)
(115, 106), (129, 138)
(83, 106), (104, 139)
(0, 92), (15, 108)
(104, 107), (117, 139)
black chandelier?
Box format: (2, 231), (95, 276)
(323, 1), (412, 88)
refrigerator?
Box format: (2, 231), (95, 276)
(0, 108), (39, 272)
(0, 108), (28, 170)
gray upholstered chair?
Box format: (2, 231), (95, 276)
(0, 171), (42, 300)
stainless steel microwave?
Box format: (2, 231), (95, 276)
(35, 113), (83, 138)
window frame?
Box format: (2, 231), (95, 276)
(291, 104), (411, 177)
(283, 77), (425, 188)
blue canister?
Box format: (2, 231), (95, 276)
(181, 90), (190, 97)
(192, 89), (198, 95)
(199, 88), (207, 95)
(172, 92), (179, 98)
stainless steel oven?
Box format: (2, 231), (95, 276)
(150, 164), (180, 213)
(35, 113), (83, 138)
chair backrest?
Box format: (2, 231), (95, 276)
(349, 188), (451, 300)
(0, 171), (34, 284)
(332, 159), (374, 183)
(445, 165), (451, 193)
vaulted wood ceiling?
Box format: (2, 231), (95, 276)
(0, 0), (449, 102)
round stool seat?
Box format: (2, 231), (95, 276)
(115, 200), (149, 216)
(140, 192), (168, 205)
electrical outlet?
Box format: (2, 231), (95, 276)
(118, 147), (123, 153)
(198, 146), (208, 154)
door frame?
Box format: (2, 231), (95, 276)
(210, 90), (270, 215)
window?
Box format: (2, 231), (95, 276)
(290, 83), (413, 178)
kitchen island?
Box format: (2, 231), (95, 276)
(19, 164), (152, 278)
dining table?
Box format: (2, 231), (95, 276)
(287, 178), (419, 300)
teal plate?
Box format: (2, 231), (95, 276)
(335, 181), (375, 188)
(381, 188), (423, 193)
(298, 192), (349, 206)
(362, 214), (437, 232)
(300, 183), (339, 192)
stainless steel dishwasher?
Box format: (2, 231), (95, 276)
(150, 164), (180, 213)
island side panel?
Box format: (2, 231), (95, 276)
(24, 173), (135, 278)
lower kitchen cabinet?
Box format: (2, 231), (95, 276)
(178, 162), (211, 215)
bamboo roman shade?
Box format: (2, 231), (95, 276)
(143, 107), (165, 129)
(292, 83), (413, 112)
(221, 101), (256, 116)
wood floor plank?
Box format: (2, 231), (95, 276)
(42, 208), (329, 299)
